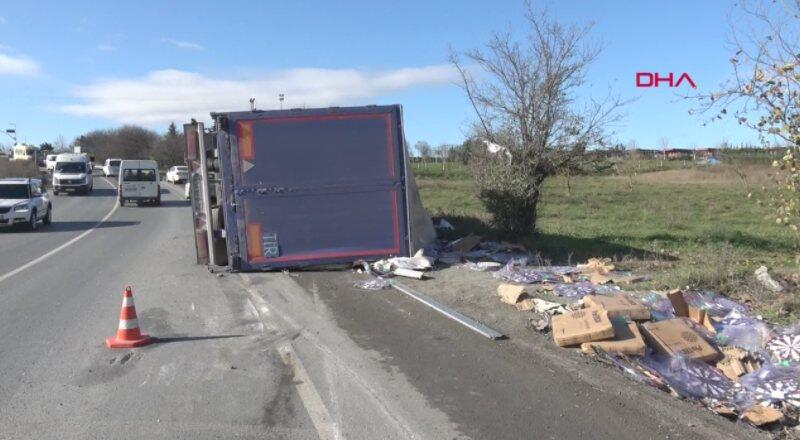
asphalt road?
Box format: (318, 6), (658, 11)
(0, 174), (767, 439)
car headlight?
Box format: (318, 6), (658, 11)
(14, 203), (29, 212)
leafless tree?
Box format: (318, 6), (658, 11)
(450, 2), (627, 236)
(53, 135), (69, 153)
(414, 140), (432, 167)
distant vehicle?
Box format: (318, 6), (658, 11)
(118, 160), (161, 206)
(45, 154), (58, 172)
(166, 166), (189, 183)
(0, 178), (51, 230)
(103, 158), (122, 177)
(53, 153), (93, 195)
(11, 144), (39, 162)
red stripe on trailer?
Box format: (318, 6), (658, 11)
(238, 121), (255, 161)
(246, 222), (263, 260)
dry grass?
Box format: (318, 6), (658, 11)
(614, 163), (776, 188)
(0, 159), (40, 179)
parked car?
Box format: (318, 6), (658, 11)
(53, 154), (93, 195)
(45, 154), (58, 172)
(118, 160), (161, 206)
(103, 158), (122, 177)
(0, 178), (51, 230)
(166, 165), (189, 183)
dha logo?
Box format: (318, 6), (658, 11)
(636, 72), (697, 89)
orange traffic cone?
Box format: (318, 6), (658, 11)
(106, 286), (153, 348)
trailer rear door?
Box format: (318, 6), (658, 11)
(224, 106), (409, 269)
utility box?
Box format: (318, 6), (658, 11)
(186, 105), (435, 271)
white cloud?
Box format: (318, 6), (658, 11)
(56, 66), (458, 124)
(162, 38), (203, 51)
(0, 52), (41, 76)
(97, 44), (116, 52)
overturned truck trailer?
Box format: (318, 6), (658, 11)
(185, 105), (435, 271)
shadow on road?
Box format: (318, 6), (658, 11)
(154, 334), (247, 344)
(0, 220), (141, 234)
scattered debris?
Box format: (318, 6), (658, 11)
(497, 283), (527, 305)
(742, 405), (783, 426)
(716, 346), (760, 381)
(584, 294), (650, 320)
(393, 268), (426, 279)
(354, 277), (391, 290)
(532, 298), (567, 315)
(449, 234), (482, 253)
(528, 312), (551, 331)
(552, 308), (614, 347)
(434, 218), (454, 231)
(755, 265), (785, 292)
(577, 257), (615, 274)
(581, 318), (646, 356)
(463, 261), (503, 271)
(640, 318), (720, 362)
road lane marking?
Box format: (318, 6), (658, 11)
(277, 343), (339, 440)
(0, 177), (120, 285)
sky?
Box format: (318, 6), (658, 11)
(0, 0), (765, 149)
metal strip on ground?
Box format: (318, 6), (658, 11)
(390, 281), (505, 340)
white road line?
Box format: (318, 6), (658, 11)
(0, 177), (120, 285)
(277, 343), (339, 440)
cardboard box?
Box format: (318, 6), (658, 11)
(498, 284), (526, 305)
(667, 289), (689, 317)
(581, 318), (646, 356)
(552, 308), (614, 347)
(716, 346), (749, 380)
(584, 294), (651, 320)
(640, 318), (720, 362)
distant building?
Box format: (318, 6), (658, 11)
(664, 148), (693, 160)
(12, 144), (39, 161)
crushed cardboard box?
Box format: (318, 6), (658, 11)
(552, 308), (614, 347)
(716, 346), (761, 380)
(498, 284), (526, 305)
(640, 318), (720, 363)
(515, 298), (535, 311)
(584, 294), (650, 320)
(581, 318), (646, 356)
(577, 257), (615, 274)
(742, 405), (783, 426)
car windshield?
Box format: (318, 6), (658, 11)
(0, 184), (30, 199)
(109, 160), (121, 166)
(176, 166), (188, 171)
(46, 155), (57, 161)
(56, 162), (85, 173)
(123, 169), (156, 182)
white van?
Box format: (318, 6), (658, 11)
(118, 160), (160, 206)
(45, 154), (58, 172)
(103, 158), (122, 177)
(53, 153), (93, 195)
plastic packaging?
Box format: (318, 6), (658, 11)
(641, 292), (676, 321)
(463, 261), (503, 272)
(353, 277), (391, 290)
(682, 290), (750, 318)
(715, 310), (773, 353)
(767, 325), (800, 363)
(643, 354), (734, 402)
(735, 363), (800, 410)
(492, 258), (562, 284)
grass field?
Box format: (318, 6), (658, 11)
(413, 160), (800, 322)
